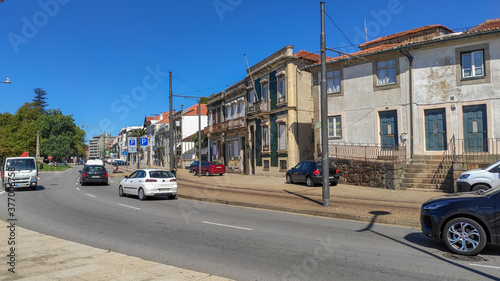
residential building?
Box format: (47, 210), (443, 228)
(304, 19), (500, 189)
(206, 91), (225, 163)
(153, 112), (172, 168)
(88, 133), (115, 160)
(245, 45), (321, 176)
(114, 126), (143, 163)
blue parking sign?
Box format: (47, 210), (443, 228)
(140, 137), (148, 146)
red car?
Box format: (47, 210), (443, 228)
(192, 161), (225, 176)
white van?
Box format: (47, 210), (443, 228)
(86, 159), (104, 166)
(456, 160), (500, 192)
(2, 157), (38, 190)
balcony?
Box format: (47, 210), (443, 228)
(208, 122), (227, 134)
(227, 118), (245, 129)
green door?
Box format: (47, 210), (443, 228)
(379, 111), (398, 150)
(463, 105), (487, 152)
(425, 108), (446, 151)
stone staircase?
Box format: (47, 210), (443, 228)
(400, 155), (455, 192)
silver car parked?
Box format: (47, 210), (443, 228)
(119, 169), (177, 200)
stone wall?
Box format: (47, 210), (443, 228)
(335, 159), (405, 190)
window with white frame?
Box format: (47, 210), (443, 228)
(462, 50), (484, 78)
(328, 116), (342, 139)
(249, 90), (255, 108)
(239, 102), (245, 117)
(278, 76), (286, 103)
(232, 103), (238, 119)
(262, 126), (269, 151)
(376, 59), (396, 85)
(278, 122), (286, 151)
(327, 70), (341, 93)
(262, 82), (269, 111)
(226, 105), (231, 120)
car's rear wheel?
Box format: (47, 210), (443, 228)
(193, 170), (197, 176)
(286, 174), (293, 184)
(443, 217), (486, 256)
(472, 184), (489, 192)
(219, 174), (223, 176)
(138, 188), (146, 201)
(306, 176), (314, 187)
(205, 171), (210, 176)
(168, 195), (176, 200)
(119, 186), (125, 197)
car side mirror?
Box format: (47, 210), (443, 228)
(78, 170), (82, 173)
(124, 175), (129, 178)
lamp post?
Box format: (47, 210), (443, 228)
(1, 78), (11, 84)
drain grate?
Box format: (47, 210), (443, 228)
(443, 252), (488, 262)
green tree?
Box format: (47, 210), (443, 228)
(33, 88), (48, 113)
(40, 135), (72, 161)
(128, 128), (146, 138)
(192, 130), (207, 149)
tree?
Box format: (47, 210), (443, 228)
(40, 135), (72, 162)
(128, 128), (146, 138)
(192, 130), (207, 149)
(33, 88), (48, 113)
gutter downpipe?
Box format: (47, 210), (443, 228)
(400, 48), (414, 159)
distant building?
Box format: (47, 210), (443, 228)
(88, 133), (115, 160)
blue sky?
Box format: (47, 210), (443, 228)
(1, 0), (498, 141)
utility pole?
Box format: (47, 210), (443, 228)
(198, 102), (202, 177)
(169, 72), (175, 172)
(320, 1), (330, 207)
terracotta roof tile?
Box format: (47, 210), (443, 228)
(294, 50), (322, 62)
(183, 103), (207, 116)
(467, 18), (500, 32)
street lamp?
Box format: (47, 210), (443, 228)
(1, 77), (11, 84)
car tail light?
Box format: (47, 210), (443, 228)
(82, 172), (86, 178)
(335, 169), (339, 174)
(1, 170), (4, 179)
(170, 179), (177, 182)
(313, 169), (320, 175)
(146, 179), (157, 182)
(105, 172), (108, 178)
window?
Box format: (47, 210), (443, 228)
(227, 140), (233, 157)
(262, 82), (269, 111)
(263, 160), (270, 169)
(462, 50), (484, 78)
(239, 102), (245, 117)
(233, 140), (239, 158)
(249, 90), (255, 107)
(280, 160), (287, 170)
(328, 116), (342, 139)
(327, 70), (341, 93)
(278, 123), (286, 151)
(226, 105), (231, 120)
(262, 126), (269, 151)
(278, 76), (286, 103)
(376, 59), (396, 85)
(232, 103), (238, 118)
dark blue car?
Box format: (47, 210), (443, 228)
(286, 160), (340, 187)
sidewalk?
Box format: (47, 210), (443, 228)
(111, 164), (444, 227)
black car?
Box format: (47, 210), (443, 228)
(188, 161), (199, 173)
(79, 165), (108, 185)
(286, 160), (340, 187)
(421, 186), (500, 255)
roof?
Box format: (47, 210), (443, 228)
(305, 19), (499, 68)
(183, 103), (207, 116)
(467, 18), (500, 32)
(157, 111), (170, 124)
(294, 50), (322, 62)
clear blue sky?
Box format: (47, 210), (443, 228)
(1, 0), (498, 141)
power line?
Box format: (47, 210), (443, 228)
(172, 75), (208, 96)
(325, 11), (358, 52)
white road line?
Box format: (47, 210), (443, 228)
(0, 191), (5, 196)
(202, 221), (253, 231)
(118, 204), (141, 210)
(469, 264), (500, 269)
(86, 193), (96, 198)
(76, 187), (80, 191)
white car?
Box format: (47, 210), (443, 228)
(119, 169), (177, 200)
(456, 160), (500, 192)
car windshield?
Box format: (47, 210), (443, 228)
(149, 170), (174, 178)
(6, 159), (36, 170)
(316, 160), (336, 169)
(211, 161), (222, 165)
(86, 165), (105, 172)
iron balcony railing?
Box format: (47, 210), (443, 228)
(453, 137), (500, 164)
(329, 143), (407, 162)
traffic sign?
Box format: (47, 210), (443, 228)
(140, 137), (148, 146)
(122, 150), (127, 156)
(129, 137), (137, 147)
(48, 155), (52, 160)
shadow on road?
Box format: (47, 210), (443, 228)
(356, 210), (499, 280)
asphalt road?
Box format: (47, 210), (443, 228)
(1, 166), (500, 280)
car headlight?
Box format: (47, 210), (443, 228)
(423, 203), (448, 210)
(459, 174), (470, 179)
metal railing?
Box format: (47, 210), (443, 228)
(453, 137), (500, 164)
(329, 143), (407, 162)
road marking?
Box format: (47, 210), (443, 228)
(118, 204), (141, 210)
(469, 264), (500, 269)
(86, 193), (96, 198)
(76, 187), (80, 191)
(202, 221), (253, 231)
(0, 191), (5, 196)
